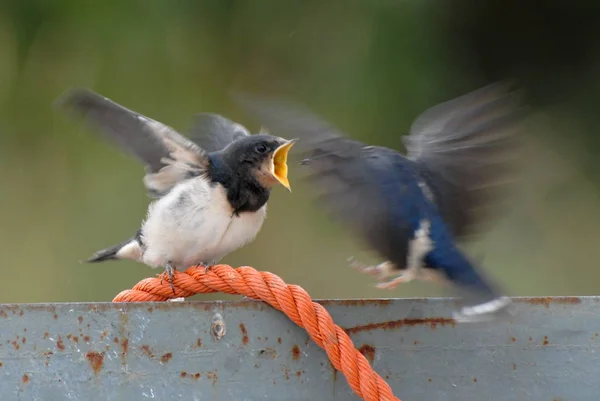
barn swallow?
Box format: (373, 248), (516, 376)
(56, 88), (295, 292)
(235, 82), (528, 322)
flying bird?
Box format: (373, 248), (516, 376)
(235, 82), (528, 322)
(56, 88), (296, 292)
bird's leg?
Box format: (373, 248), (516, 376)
(203, 260), (217, 273)
(160, 261), (176, 294)
(348, 258), (416, 290)
(374, 262), (419, 290)
(349, 219), (435, 290)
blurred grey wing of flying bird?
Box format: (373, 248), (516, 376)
(56, 88), (296, 292)
(235, 82), (528, 322)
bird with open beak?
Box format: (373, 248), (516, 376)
(56, 88), (296, 291)
(235, 82), (529, 323)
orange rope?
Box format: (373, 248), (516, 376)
(113, 264), (401, 401)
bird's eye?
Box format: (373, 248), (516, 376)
(255, 144), (268, 154)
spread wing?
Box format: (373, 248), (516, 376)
(235, 93), (412, 263)
(56, 88), (210, 198)
(404, 81), (529, 240)
(187, 113), (250, 153)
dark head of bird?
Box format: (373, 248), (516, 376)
(208, 134), (297, 214)
(216, 134), (296, 191)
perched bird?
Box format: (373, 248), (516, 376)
(235, 82), (528, 322)
(56, 88), (296, 291)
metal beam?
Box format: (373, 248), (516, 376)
(0, 297), (596, 401)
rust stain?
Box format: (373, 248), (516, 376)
(147, 307), (154, 313)
(56, 336), (65, 351)
(529, 337), (532, 342)
(22, 374), (29, 383)
(283, 366), (291, 380)
(83, 336), (90, 343)
(196, 338), (202, 347)
(100, 331), (108, 341)
(113, 337), (119, 344)
(520, 297), (581, 308)
(206, 371), (218, 386)
(19, 310), (24, 316)
(53, 314), (58, 320)
(277, 337), (282, 344)
(473, 378), (477, 383)
(344, 317), (455, 334)
(296, 370), (304, 378)
(21, 337), (26, 344)
(358, 344), (376, 364)
(291, 345), (301, 361)
(413, 340), (420, 346)
(78, 316), (83, 324)
(0, 310), (7, 318)
(0, 362), (3, 367)
(160, 353), (173, 364)
(43, 332), (49, 339)
(180, 371), (187, 378)
(511, 337), (516, 343)
(512, 363), (517, 370)
(140, 345), (154, 358)
(239, 323), (249, 345)
(193, 373), (201, 380)
(118, 338), (128, 364)
(543, 336), (550, 346)
(86, 352), (104, 375)
(428, 378), (432, 382)
(11, 341), (19, 350)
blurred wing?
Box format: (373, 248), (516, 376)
(56, 88), (209, 197)
(404, 81), (528, 239)
(235, 93), (411, 261)
(187, 113), (250, 153)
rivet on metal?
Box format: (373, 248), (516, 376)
(211, 312), (226, 341)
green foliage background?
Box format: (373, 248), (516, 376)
(1, 1), (598, 303)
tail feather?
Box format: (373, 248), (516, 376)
(86, 233), (142, 263)
(426, 247), (513, 322)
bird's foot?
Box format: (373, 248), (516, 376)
(375, 273), (415, 290)
(202, 260), (217, 273)
(160, 262), (176, 295)
(348, 257), (415, 290)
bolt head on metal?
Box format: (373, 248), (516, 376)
(211, 312), (226, 341)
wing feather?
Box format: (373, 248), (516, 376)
(187, 112), (250, 152)
(404, 81), (529, 239)
(56, 88), (209, 197)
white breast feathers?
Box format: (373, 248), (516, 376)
(140, 178), (267, 269)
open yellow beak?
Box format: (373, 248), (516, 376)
(271, 139), (297, 191)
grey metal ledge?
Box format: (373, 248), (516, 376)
(0, 297), (596, 401)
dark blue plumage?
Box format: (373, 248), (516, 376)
(235, 82), (528, 322)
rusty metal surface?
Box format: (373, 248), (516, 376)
(0, 297), (597, 401)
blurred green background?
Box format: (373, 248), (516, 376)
(1, 1), (599, 303)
